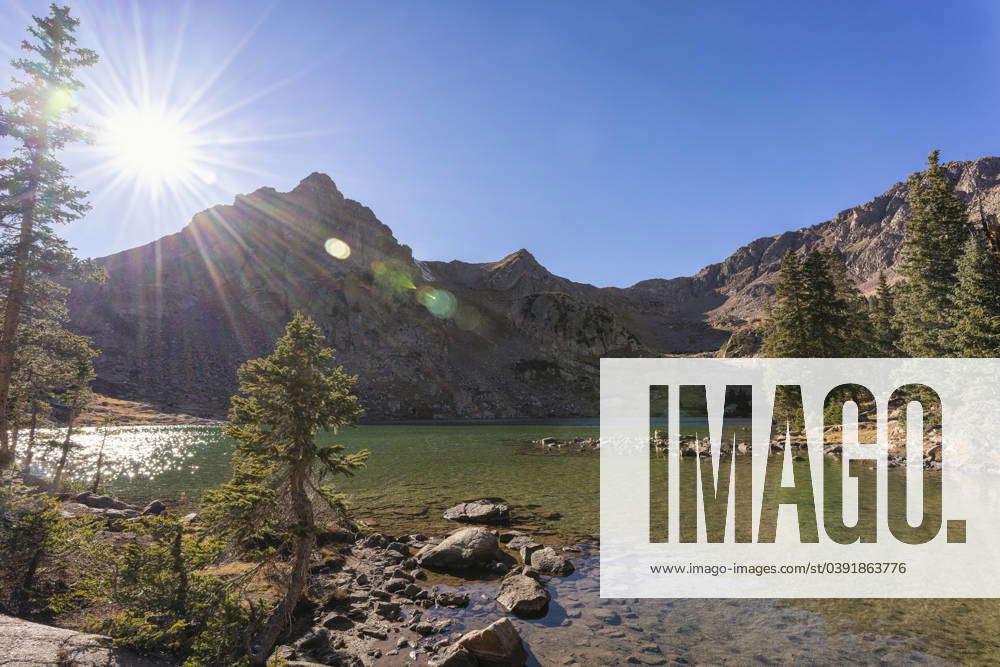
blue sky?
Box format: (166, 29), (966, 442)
(2, 1), (1000, 287)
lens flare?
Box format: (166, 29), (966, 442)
(418, 287), (458, 318)
(372, 260), (416, 293)
(324, 237), (351, 259)
(47, 88), (73, 114)
(454, 304), (483, 331)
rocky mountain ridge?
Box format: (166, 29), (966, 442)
(67, 157), (1000, 419)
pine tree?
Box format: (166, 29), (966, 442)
(800, 249), (844, 356)
(762, 250), (809, 356)
(871, 272), (901, 355)
(764, 248), (872, 357)
(950, 234), (1000, 356)
(0, 4), (98, 468)
(202, 314), (368, 666)
(822, 249), (875, 356)
(897, 150), (969, 356)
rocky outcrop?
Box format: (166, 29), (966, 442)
(0, 614), (168, 666)
(67, 158), (1000, 417)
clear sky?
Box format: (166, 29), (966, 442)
(2, 1), (1000, 287)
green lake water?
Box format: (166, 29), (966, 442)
(34, 423), (601, 536)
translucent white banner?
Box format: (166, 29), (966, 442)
(600, 358), (1000, 598)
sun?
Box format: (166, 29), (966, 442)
(100, 106), (210, 190)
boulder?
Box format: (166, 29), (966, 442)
(0, 614), (167, 666)
(57, 502), (105, 520)
(517, 542), (544, 563)
(72, 492), (133, 511)
(385, 541), (410, 557)
(496, 573), (550, 618)
(505, 534), (536, 550)
(140, 499), (166, 516)
(373, 601), (402, 621)
(360, 532), (390, 549)
(436, 591), (470, 608)
(429, 644), (478, 667)
(529, 547), (575, 576)
(415, 527), (510, 571)
(443, 499), (511, 525)
(457, 617), (528, 666)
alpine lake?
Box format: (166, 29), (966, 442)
(32, 422), (1000, 665)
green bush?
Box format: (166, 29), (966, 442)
(0, 474), (69, 614)
(53, 514), (255, 666)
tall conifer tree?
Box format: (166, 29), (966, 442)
(951, 234), (1000, 356)
(871, 272), (901, 355)
(897, 150), (969, 356)
(762, 250), (809, 357)
(0, 5), (98, 467)
(203, 314), (368, 666)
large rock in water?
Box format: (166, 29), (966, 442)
(495, 573), (550, 618)
(415, 527), (509, 571)
(457, 617), (529, 666)
(443, 499), (511, 525)
(529, 546), (575, 576)
(0, 614), (168, 666)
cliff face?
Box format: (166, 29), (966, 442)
(68, 157), (1000, 419)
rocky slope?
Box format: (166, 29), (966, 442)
(67, 157), (1000, 419)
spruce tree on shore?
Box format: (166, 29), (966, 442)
(0, 4), (99, 468)
(871, 272), (901, 356)
(763, 248), (872, 357)
(896, 150), (969, 356)
(950, 234), (1000, 356)
(762, 250), (809, 357)
(202, 314), (368, 666)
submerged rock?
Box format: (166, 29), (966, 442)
(443, 499), (511, 525)
(436, 591), (470, 608)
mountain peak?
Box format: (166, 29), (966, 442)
(291, 171), (343, 198)
(494, 248), (540, 268)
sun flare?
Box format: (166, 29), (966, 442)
(100, 106), (212, 189)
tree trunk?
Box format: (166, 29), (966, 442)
(19, 546), (44, 614)
(171, 523), (188, 615)
(51, 408), (77, 492)
(0, 161), (40, 470)
(248, 460), (314, 667)
(22, 399), (39, 472)
(90, 435), (106, 493)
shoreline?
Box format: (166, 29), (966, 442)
(42, 491), (959, 666)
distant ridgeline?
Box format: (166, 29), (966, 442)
(67, 158), (1000, 420)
